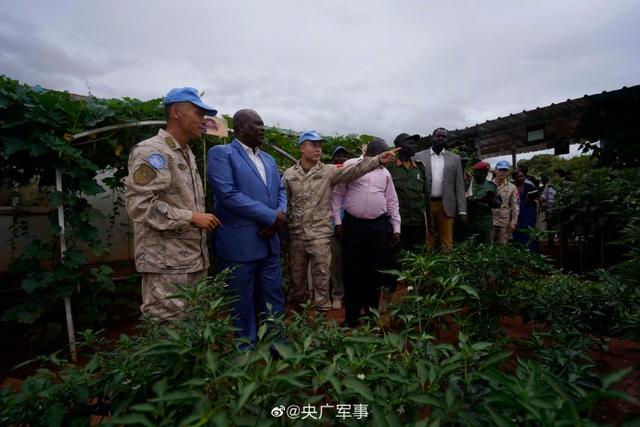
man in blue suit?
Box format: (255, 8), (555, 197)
(207, 109), (287, 347)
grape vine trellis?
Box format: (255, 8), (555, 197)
(0, 76), (371, 357)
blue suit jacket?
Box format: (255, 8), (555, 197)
(207, 139), (287, 262)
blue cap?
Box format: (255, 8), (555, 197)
(162, 87), (217, 116)
(332, 146), (348, 157)
(297, 130), (324, 146)
(495, 160), (511, 170)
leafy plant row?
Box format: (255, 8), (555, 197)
(2, 243), (640, 426)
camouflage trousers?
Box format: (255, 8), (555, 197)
(492, 225), (511, 244)
(140, 270), (207, 320)
(288, 237), (332, 311)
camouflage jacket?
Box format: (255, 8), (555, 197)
(125, 129), (209, 273)
(283, 156), (382, 240)
(492, 179), (520, 227)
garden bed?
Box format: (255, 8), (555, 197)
(3, 242), (640, 426)
(4, 281), (640, 425)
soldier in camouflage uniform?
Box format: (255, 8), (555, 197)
(492, 160), (520, 243)
(465, 161), (502, 244)
(125, 87), (220, 320)
(283, 130), (399, 311)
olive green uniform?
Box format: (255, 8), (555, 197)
(465, 180), (500, 244)
(387, 159), (429, 250)
(125, 129), (208, 319)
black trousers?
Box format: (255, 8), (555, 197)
(400, 223), (427, 251)
(343, 212), (390, 324)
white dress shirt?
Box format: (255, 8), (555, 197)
(430, 148), (446, 197)
(237, 139), (267, 184)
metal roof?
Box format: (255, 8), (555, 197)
(447, 84), (640, 158)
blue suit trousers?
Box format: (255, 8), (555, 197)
(219, 254), (285, 347)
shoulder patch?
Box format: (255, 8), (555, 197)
(148, 153), (167, 169)
(164, 137), (177, 149)
(133, 164), (157, 185)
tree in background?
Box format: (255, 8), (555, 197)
(578, 88), (640, 168)
(517, 154), (594, 183)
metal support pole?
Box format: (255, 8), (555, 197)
(474, 137), (482, 159)
(56, 168), (77, 363)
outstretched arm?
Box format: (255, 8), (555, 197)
(330, 148), (400, 185)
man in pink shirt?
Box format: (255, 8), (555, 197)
(283, 131), (399, 313)
(332, 138), (401, 327)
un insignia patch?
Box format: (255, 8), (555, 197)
(148, 153), (167, 169)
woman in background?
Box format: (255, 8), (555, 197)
(512, 169), (538, 251)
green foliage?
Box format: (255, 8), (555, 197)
(611, 197), (640, 285)
(517, 154), (595, 182)
(0, 75), (167, 325)
(478, 358), (636, 426)
(592, 214), (640, 339)
(512, 274), (627, 335)
(388, 242), (554, 340)
(526, 328), (601, 391)
(548, 167), (640, 257)
(0, 76), (163, 190)
(388, 241), (639, 340)
(2, 271), (636, 426)
(386, 252), (480, 335)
